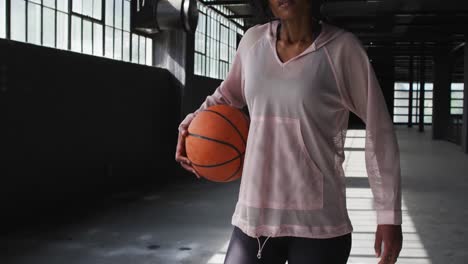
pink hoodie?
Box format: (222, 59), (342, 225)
(178, 19), (402, 258)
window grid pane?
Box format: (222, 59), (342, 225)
(83, 20), (93, 55)
(123, 0), (130, 31)
(114, 0), (123, 29)
(105, 26), (113, 58)
(123, 31), (130, 61)
(83, 0), (92, 17)
(71, 16), (82, 52)
(57, 12), (68, 49)
(114, 28), (122, 60)
(0, 0), (6, 38)
(451, 83), (464, 91)
(451, 100), (463, 108)
(195, 53), (200, 75)
(451, 83), (464, 115)
(93, 23), (103, 56)
(27, 2), (41, 45)
(394, 107), (409, 115)
(105, 0), (114, 26)
(43, 7), (56, 47)
(73, 0), (83, 14)
(139, 35), (146, 64)
(57, 0), (68, 12)
(393, 115), (408, 123)
(44, 0), (55, 8)
(146, 38), (152, 66)
(131, 33), (139, 63)
(93, 0), (102, 20)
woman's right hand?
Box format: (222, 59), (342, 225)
(175, 124), (201, 179)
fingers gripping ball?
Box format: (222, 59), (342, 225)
(185, 105), (249, 182)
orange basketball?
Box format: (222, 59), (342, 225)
(185, 104), (249, 182)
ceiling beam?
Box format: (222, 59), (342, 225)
(451, 42), (466, 54)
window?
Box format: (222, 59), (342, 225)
(10, 0), (67, 47)
(194, 11), (206, 76)
(5, 0), (152, 66)
(0, 0), (5, 38)
(194, 3), (244, 79)
(11, 0), (26, 42)
(73, 0), (101, 19)
(103, 0), (151, 65)
(57, 2), (69, 49)
(71, 16), (82, 52)
(43, 7), (56, 47)
(393, 82), (410, 124)
(411, 83), (433, 124)
(219, 24), (229, 78)
(27, 1), (41, 45)
(71, 15), (104, 56)
(393, 82), (433, 125)
(451, 83), (464, 115)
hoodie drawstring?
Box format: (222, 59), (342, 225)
(256, 236), (271, 259)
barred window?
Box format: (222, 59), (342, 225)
(194, 2), (244, 79)
(393, 82), (434, 124)
(3, 0), (152, 66)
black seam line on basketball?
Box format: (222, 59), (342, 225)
(225, 154), (244, 181)
(188, 130), (244, 181)
(188, 132), (241, 154)
(192, 153), (245, 181)
(188, 132), (243, 167)
(202, 109), (246, 147)
(191, 152), (245, 168)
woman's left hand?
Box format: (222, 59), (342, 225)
(374, 224), (403, 264)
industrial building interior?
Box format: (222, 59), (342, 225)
(0, 0), (467, 263)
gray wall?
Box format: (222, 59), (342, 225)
(0, 38), (181, 227)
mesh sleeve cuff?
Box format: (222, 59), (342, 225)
(377, 210), (402, 225)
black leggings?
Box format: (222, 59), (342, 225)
(224, 226), (352, 264)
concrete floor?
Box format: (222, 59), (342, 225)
(2, 125), (468, 264)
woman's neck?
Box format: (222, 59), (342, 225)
(277, 16), (320, 45)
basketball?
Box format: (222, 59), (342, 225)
(185, 104), (249, 182)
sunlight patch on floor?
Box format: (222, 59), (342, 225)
(206, 241), (230, 264)
(345, 129), (431, 264)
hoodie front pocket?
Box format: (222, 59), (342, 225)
(239, 116), (324, 210)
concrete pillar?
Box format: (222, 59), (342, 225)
(372, 54), (395, 120)
(462, 37), (468, 153)
(154, 30), (188, 86)
(408, 54), (414, 127)
(184, 31), (196, 118)
(153, 30), (194, 179)
(419, 46), (426, 132)
(432, 45), (452, 140)
(153, 30), (190, 120)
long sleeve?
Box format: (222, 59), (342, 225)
(326, 32), (402, 225)
(177, 26), (258, 133)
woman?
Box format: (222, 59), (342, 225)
(175, 0), (403, 263)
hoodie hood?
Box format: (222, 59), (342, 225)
(266, 19), (345, 52)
